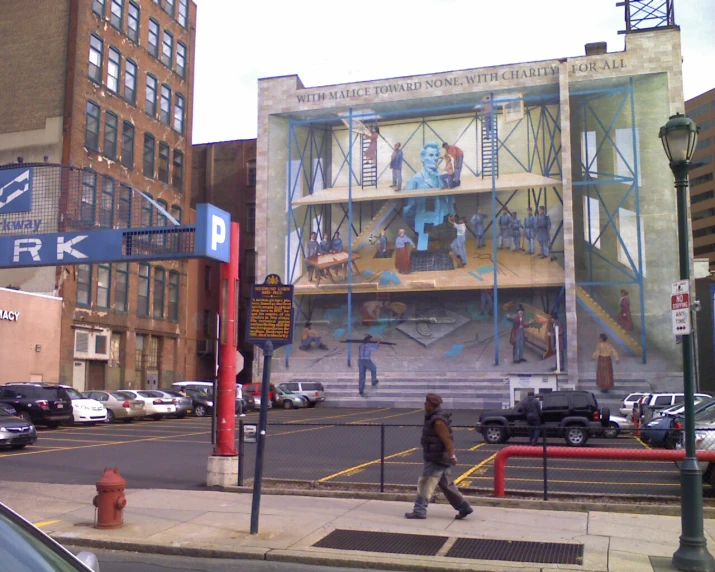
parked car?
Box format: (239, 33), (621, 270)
(83, 391), (146, 423)
(676, 406), (715, 484)
(640, 392), (711, 418)
(0, 501), (99, 571)
(117, 390), (175, 420)
(619, 392), (648, 416)
(157, 390), (191, 418)
(603, 413), (632, 438)
(242, 383), (277, 406)
(182, 388), (214, 417)
(171, 381), (250, 414)
(275, 386), (309, 409)
(477, 390), (610, 447)
(60, 385), (107, 425)
(276, 381), (325, 407)
(0, 384), (72, 428)
(0, 404), (37, 449)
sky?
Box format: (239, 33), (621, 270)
(191, 0), (715, 144)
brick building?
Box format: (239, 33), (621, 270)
(188, 139), (257, 384)
(0, 0), (197, 391)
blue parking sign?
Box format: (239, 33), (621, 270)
(195, 203), (231, 262)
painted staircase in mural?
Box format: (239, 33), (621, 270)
(481, 117), (499, 178)
(361, 133), (377, 188)
(351, 199), (400, 252)
(575, 286), (641, 357)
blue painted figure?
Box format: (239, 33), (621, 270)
(330, 231), (343, 252)
(536, 206), (552, 257)
(448, 215), (467, 266)
(319, 239), (331, 254)
(479, 289), (493, 316)
(376, 229), (389, 258)
(300, 322), (328, 351)
(498, 209), (512, 249)
(390, 143), (404, 191)
(358, 335), (380, 395)
(507, 306), (533, 363)
(403, 142), (455, 251)
(523, 207), (536, 254)
(470, 208), (487, 249)
(510, 212), (522, 252)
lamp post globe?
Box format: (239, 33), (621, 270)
(661, 113), (713, 572)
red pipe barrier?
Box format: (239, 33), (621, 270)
(493, 446), (715, 497)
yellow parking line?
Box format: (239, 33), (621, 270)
(35, 438), (120, 444)
(270, 425), (332, 437)
(636, 437), (651, 449)
(285, 408), (391, 424)
(455, 453), (497, 485)
(318, 447), (419, 482)
(347, 408), (423, 424)
(34, 520), (60, 528)
(469, 443), (486, 452)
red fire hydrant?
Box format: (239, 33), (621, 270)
(93, 468), (127, 529)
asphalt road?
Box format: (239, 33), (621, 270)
(0, 406), (695, 499)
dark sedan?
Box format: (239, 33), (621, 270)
(0, 404), (37, 450)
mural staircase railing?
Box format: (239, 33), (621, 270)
(575, 286), (641, 357)
(481, 118), (499, 178)
(351, 199), (400, 252)
(361, 134), (378, 188)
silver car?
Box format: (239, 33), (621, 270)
(158, 390), (192, 418)
(83, 391), (146, 423)
(118, 390), (176, 420)
(275, 387), (309, 409)
(277, 382), (325, 407)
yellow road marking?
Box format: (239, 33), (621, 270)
(285, 408), (391, 424)
(469, 443), (486, 452)
(455, 453), (497, 485)
(34, 520), (60, 528)
(636, 437), (651, 449)
(318, 447), (418, 482)
(35, 438), (120, 444)
(270, 425), (331, 437)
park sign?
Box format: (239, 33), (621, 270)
(246, 274), (294, 347)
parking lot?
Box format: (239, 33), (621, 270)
(0, 406), (697, 500)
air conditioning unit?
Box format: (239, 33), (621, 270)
(197, 339), (215, 355)
(74, 328), (111, 360)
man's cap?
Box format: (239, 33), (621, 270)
(425, 393), (443, 406)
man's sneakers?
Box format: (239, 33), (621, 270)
(319, 343), (329, 350)
(404, 512), (426, 520)
(371, 379), (379, 386)
(455, 506), (474, 520)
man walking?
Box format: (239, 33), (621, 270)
(405, 393), (473, 520)
(358, 334), (380, 396)
(390, 143), (404, 191)
(524, 393), (542, 445)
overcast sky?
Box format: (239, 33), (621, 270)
(191, 0), (715, 144)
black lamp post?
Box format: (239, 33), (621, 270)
(660, 113), (714, 572)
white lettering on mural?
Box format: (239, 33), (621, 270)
(0, 310), (20, 321)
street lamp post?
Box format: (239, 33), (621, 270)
(660, 113), (715, 572)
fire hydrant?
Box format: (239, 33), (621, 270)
(93, 468), (127, 529)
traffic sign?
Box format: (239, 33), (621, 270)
(246, 274), (294, 347)
(671, 280), (691, 336)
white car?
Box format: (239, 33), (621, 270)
(619, 392), (648, 416)
(117, 390), (175, 420)
(61, 386), (107, 424)
(604, 414), (633, 438)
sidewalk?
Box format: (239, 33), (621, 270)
(1, 481), (711, 572)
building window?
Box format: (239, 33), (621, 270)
(158, 142), (169, 182)
(97, 264), (111, 308)
(692, 173), (714, 188)
(245, 250), (256, 283)
(581, 131), (598, 179)
(696, 137), (712, 151)
(143, 133), (155, 177)
(100, 176), (114, 227)
(168, 270), (179, 321)
(156, 199), (168, 247)
(148, 19), (159, 58)
(92, 0), (105, 17)
(145, 73), (157, 116)
(160, 84), (171, 125)
(140, 193), (152, 227)
(617, 208), (646, 276)
(85, 101), (100, 150)
(138, 264), (150, 316)
(115, 262), (128, 311)
(135, 333), (145, 369)
(153, 267), (165, 319)
(103, 111), (118, 159)
(170, 205), (182, 224)
(118, 184), (132, 228)
(165, 0), (175, 17)
(121, 121), (134, 168)
(172, 150), (183, 190)
(583, 196), (601, 249)
(77, 264), (92, 306)
(173, 93), (184, 133)
(81, 170), (96, 223)
(161, 30), (173, 68)
(124, 59), (137, 104)
(204, 265), (211, 292)
(178, 0), (188, 27)
(247, 203), (256, 234)
(176, 42), (186, 78)
(110, 0), (123, 30)
(127, 2), (140, 42)
(692, 190), (715, 204)
(107, 48), (120, 93)
(88, 35), (103, 83)
(203, 310), (210, 336)
(247, 160), (256, 186)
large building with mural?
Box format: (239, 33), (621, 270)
(255, 12), (687, 408)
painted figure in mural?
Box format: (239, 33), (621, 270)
(448, 215), (467, 267)
(523, 207), (536, 254)
(376, 229), (389, 258)
(442, 142), (464, 187)
(510, 211), (523, 252)
(403, 142), (456, 250)
(479, 289), (493, 316)
(363, 126), (380, 164)
(306, 232), (319, 282)
(498, 209), (512, 249)
(330, 231), (343, 252)
(481, 95), (493, 140)
(404, 393), (473, 520)
(358, 334), (380, 396)
(507, 305), (534, 364)
(319, 239), (331, 254)
(390, 143), (403, 191)
(471, 207), (487, 249)
(363, 300), (388, 322)
(299, 322), (329, 351)
(617, 289), (633, 333)
(395, 229), (415, 274)
(536, 206), (552, 258)
(440, 154), (454, 189)
(592, 333), (619, 392)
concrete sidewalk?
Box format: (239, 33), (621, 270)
(1, 481), (711, 572)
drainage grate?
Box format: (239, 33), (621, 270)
(446, 538), (584, 565)
(314, 529), (447, 556)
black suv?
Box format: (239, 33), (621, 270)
(477, 391), (611, 447)
(0, 384), (72, 428)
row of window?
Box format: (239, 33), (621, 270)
(696, 138), (712, 152)
(77, 262), (180, 320)
(694, 243), (715, 256)
(692, 173), (714, 188)
(85, 101), (184, 189)
(698, 119), (712, 133)
(89, 35), (186, 133)
(689, 101), (715, 120)
(691, 190), (715, 205)
(693, 226), (715, 239)
(93, 0), (188, 35)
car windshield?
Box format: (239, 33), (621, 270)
(138, 391), (163, 398)
(116, 391), (136, 399)
(0, 408), (14, 418)
(64, 388), (84, 400)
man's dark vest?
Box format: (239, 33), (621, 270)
(421, 408), (452, 464)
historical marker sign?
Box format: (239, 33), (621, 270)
(671, 280), (692, 336)
(246, 274), (294, 347)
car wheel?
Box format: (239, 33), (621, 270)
(283, 400), (293, 409)
(664, 432), (678, 450)
(565, 426), (588, 447)
(195, 405), (207, 417)
(104, 410), (115, 424)
(18, 411), (32, 424)
(152, 414), (163, 421)
(603, 422), (620, 439)
(601, 406), (611, 424)
(482, 425), (506, 444)
(10, 444), (27, 450)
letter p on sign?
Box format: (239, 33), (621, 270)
(211, 215), (226, 251)
(195, 204), (231, 262)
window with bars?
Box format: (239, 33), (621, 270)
(173, 93), (184, 133)
(160, 84), (171, 125)
(124, 59), (137, 104)
(170, 205), (182, 223)
(127, 2), (140, 42)
(81, 170), (96, 224)
(153, 267), (165, 319)
(140, 193), (152, 227)
(135, 333), (145, 370)
(97, 264), (111, 308)
(107, 48), (120, 93)
(248, 160), (256, 186)
(103, 112), (118, 159)
(121, 121), (135, 168)
(100, 176), (114, 227)
(143, 134), (155, 177)
(115, 263), (128, 311)
(172, 150), (183, 190)
(77, 264), (92, 306)
(178, 0), (188, 27)
(161, 30), (173, 67)
(168, 270), (179, 321)
(203, 310), (211, 336)
(176, 42), (186, 78)
(85, 101), (100, 150)
(158, 142), (169, 182)
(118, 184), (132, 228)
(92, 0), (105, 17)
(156, 199), (168, 247)
(148, 19), (159, 58)
(145, 73), (157, 116)
(88, 35), (103, 83)
(110, 0), (123, 30)
(138, 264), (150, 316)
(146, 336), (159, 369)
